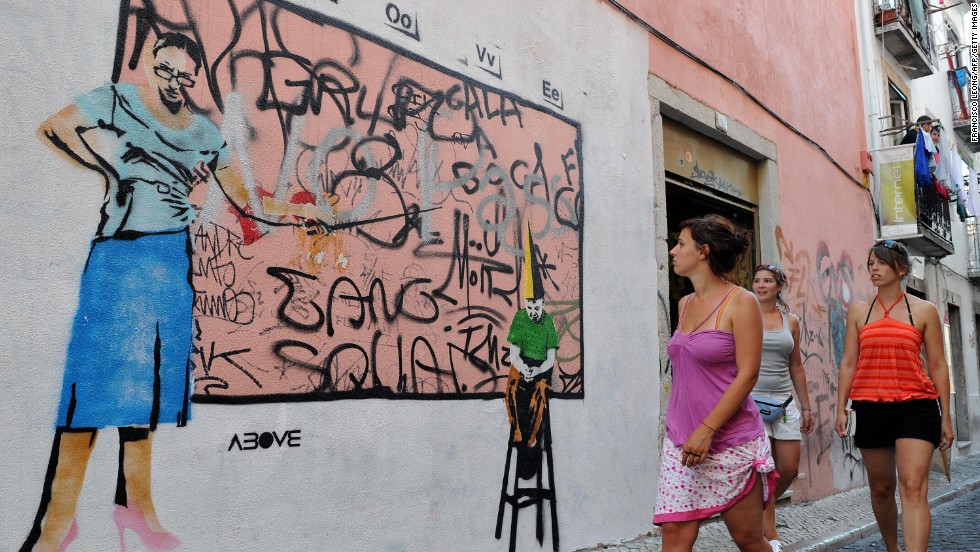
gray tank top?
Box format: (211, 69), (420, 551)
(754, 312), (795, 393)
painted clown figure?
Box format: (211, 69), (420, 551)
(505, 225), (559, 479)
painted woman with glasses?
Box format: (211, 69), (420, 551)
(22, 31), (278, 551)
(748, 264), (812, 552)
(656, 214), (777, 552)
(835, 240), (952, 552)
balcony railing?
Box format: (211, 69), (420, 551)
(912, 181), (954, 256)
(968, 218), (980, 281)
(874, 0), (936, 78)
(949, 67), (980, 152)
(950, 68), (970, 121)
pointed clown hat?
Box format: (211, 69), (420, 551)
(522, 222), (545, 301)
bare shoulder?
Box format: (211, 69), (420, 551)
(729, 286), (759, 304)
(786, 311), (801, 331)
(727, 287), (761, 315)
(846, 298), (872, 321)
(907, 294), (940, 321)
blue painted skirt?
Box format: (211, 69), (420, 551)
(56, 231), (193, 429)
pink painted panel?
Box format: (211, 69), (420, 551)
(113, 0), (584, 402)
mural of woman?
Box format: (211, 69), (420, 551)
(21, 31), (307, 552)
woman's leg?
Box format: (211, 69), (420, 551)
(720, 476), (773, 552)
(660, 520), (700, 552)
(120, 431), (170, 532)
(26, 429), (98, 552)
(895, 438), (934, 552)
(764, 438), (802, 540)
(860, 447), (900, 552)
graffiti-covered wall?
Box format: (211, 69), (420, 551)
(0, 0), (659, 550)
(104, 0), (586, 401)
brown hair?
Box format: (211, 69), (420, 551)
(868, 239), (911, 278)
(754, 264), (789, 309)
(679, 214), (752, 277)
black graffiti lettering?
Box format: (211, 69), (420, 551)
(322, 342), (370, 393)
(462, 82), (485, 121)
(554, 186), (582, 231)
(390, 79), (445, 133)
(428, 210), (515, 312)
(194, 287), (256, 325)
(325, 275), (439, 337)
(267, 267), (326, 332)
(326, 277), (370, 336)
(272, 339), (330, 389)
(452, 161), (482, 194)
(446, 313), (504, 386)
(411, 335), (458, 393)
(193, 341), (260, 389)
(351, 133), (402, 177)
(235, 49), (362, 127)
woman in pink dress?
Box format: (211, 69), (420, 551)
(656, 214), (777, 552)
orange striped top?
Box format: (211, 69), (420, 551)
(850, 308), (938, 402)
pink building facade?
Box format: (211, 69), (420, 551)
(619, 0), (876, 500)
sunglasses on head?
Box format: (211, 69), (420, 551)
(754, 264), (786, 281)
(874, 239), (900, 249)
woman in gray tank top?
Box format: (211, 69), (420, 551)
(750, 264), (813, 552)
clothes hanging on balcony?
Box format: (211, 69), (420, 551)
(950, 145), (971, 218)
(956, 68), (968, 88)
(913, 130), (932, 189)
(909, 0), (928, 44)
(922, 128), (937, 154)
(950, 144), (963, 196)
(935, 128), (954, 195)
(968, 168), (979, 217)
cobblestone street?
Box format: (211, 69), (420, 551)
(578, 455), (980, 552)
(837, 485), (980, 552)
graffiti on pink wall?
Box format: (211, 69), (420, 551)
(775, 226), (869, 494)
(109, 0), (584, 402)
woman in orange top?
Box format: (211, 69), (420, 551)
(835, 240), (952, 552)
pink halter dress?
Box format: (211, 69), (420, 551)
(654, 288), (777, 524)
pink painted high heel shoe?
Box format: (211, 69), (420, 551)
(58, 518), (78, 552)
(113, 503), (180, 551)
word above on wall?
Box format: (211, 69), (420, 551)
(228, 430), (303, 451)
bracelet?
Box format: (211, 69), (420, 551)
(800, 407), (812, 411)
(701, 421), (717, 432)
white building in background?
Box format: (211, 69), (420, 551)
(857, 0), (980, 450)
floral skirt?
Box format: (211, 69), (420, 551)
(654, 435), (777, 524)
